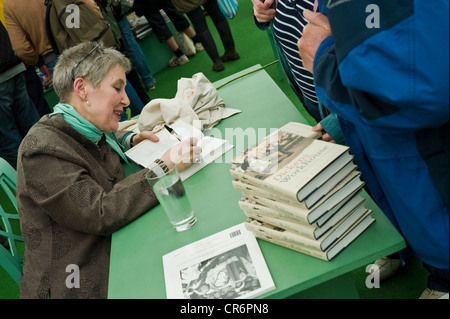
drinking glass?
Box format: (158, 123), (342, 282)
(146, 163), (197, 231)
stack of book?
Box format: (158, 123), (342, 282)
(229, 122), (375, 261)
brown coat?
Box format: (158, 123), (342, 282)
(3, 0), (103, 65)
(16, 114), (158, 298)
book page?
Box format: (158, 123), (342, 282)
(125, 120), (233, 180)
(163, 223), (275, 299)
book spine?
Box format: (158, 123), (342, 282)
(239, 199), (311, 226)
(241, 206), (317, 240)
(230, 168), (299, 204)
(232, 179), (306, 208)
(244, 219), (324, 251)
(243, 192), (311, 224)
(246, 223), (329, 261)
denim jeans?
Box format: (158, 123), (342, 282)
(118, 17), (155, 90)
(0, 72), (40, 168)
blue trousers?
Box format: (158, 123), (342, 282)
(0, 72), (40, 168)
(118, 17), (155, 90)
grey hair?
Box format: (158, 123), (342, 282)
(53, 42), (132, 102)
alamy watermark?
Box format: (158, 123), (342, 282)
(66, 264), (80, 289)
(64, 4), (80, 29)
(365, 264), (381, 289)
(366, 4), (380, 29)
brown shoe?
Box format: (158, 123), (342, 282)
(220, 51), (240, 62)
(212, 60), (224, 72)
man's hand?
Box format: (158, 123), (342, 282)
(298, 10), (332, 74)
(312, 123), (336, 143)
(252, 0), (276, 23)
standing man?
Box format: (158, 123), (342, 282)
(299, 0), (449, 298)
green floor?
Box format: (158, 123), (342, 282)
(0, 1), (429, 299)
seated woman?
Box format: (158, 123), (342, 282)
(16, 42), (201, 299)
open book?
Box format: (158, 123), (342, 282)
(125, 120), (233, 180)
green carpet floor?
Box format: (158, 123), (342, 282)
(1, 1), (429, 299)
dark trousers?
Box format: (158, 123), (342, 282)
(186, 0), (227, 34)
(424, 263), (449, 292)
(134, 0), (191, 42)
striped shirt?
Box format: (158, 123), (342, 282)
(272, 0), (319, 108)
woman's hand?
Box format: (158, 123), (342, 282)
(161, 137), (202, 172)
(132, 131), (159, 146)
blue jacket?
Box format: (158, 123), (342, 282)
(314, 0), (449, 269)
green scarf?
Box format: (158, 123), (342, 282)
(49, 103), (131, 168)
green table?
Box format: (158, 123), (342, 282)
(107, 65), (406, 299)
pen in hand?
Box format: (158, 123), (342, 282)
(164, 124), (182, 142)
(164, 124), (202, 163)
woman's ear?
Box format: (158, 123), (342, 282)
(73, 78), (88, 101)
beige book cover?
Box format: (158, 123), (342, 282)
(230, 122), (351, 204)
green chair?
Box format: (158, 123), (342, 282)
(0, 157), (23, 285)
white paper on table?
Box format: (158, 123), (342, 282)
(162, 223), (275, 299)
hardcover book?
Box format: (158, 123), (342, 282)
(235, 170), (365, 225)
(239, 191), (366, 240)
(230, 122), (353, 206)
(245, 208), (375, 261)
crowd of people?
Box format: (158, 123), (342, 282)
(0, 0), (448, 299)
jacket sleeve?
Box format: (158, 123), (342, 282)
(313, 0), (449, 133)
(254, 16), (270, 31)
(17, 131), (158, 237)
(3, 5), (40, 65)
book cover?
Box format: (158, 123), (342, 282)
(230, 122), (351, 204)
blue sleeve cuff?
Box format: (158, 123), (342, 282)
(319, 113), (346, 145)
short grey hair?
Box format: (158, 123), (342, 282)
(53, 42), (132, 102)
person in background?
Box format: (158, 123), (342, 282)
(171, 0), (240, 72)
(133, 0), (204, 67)
(16, 42), (201, 298)
(110, 0), (156, 91)
(2, 0), (98, 74)
(251, 0), (344, 144)
(0, 22), (40, 169)
(95, 0), (151, 119)
(299, 1), (449, 299)
(25, 65), (52, 116)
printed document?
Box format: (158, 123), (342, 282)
(163, 223), (275, 299)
